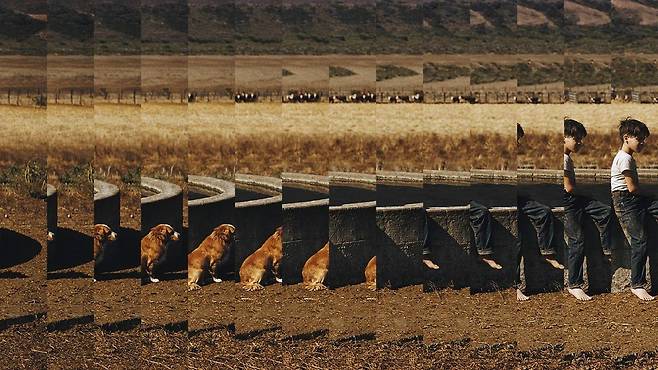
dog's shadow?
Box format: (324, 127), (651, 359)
(47, 227), (92, 271)
(0, 228), (43, 270)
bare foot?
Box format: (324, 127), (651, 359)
(423, 259), (440, 270)
(481, 257), (502, 270)
(631, 288), (655, 301)
(544, 257), (564, 270)
(568, 288), (591, 301)
(212, 277), (223, 283)
(275, 277), (283, 283)
(516, 289), (529, 301)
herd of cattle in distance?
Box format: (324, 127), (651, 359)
(184, 91), (647, 104)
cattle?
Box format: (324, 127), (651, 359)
(590, 96), (604, 104)
(450, 95), (478, 104)
(527, 96), (541, 104)
(329, 91), (375, 103)
(235, 92), (258, 103)
(388, 92), (423, 103)
(283, 91), (321, 103)
(187, 92), (197, 103)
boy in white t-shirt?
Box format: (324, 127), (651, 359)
(611, 118), (656, 301)
(563, 119), (613, 301)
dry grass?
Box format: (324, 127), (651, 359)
(3, 103), (656, 187)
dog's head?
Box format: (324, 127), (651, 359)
(213, 224), (236, 243)
(94, 224), (117, 244)
(150, 224), (180, 244)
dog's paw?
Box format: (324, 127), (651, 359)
(275, 277), (283, 283)
(212, 277), (223, 283)
(188, 283), (201, 291)
(243, 283), (264, 291)
(149, 276), (160, 283)
(366, 283), (376, 291)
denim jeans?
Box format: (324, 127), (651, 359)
(612, 191), (658, 289)
(564, 192), (613, 288)
(519, 198), (556, 255)
(469, 201), (493, 255)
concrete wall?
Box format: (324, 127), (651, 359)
(424, 206), (471, 290)
(281, 173), (329, 285)
(46, 184), (57, 235)
(329, 201), (376, 287)
(187, 176), (235, 253)
(376, 203), (425, 289)
(233, 175), (282, 279)
(94, 180), (120, 232)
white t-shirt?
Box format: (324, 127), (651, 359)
(564, 154), (575, 189)
(611, 150), (638, 192)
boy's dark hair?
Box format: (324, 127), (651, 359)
(517, 123), (524, 139)
(619, 118), (650, 142)
(564, 118), (587, 139)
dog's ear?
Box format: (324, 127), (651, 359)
(150, 225), (166, 241)
(94, 225), (105, 240)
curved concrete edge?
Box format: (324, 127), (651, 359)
(46, 184), (57, 234)
(377, 202), (424, 212)
(423, 170), (470, 184)
(282, 173), (329, 189)
(47, 184), (56, 198)
(470, 169), (517, 184)
(93, 180), (121, 232)
(141, 177), (183, 205)
(376, 171), (423, 185)
(282, 198), (329, 210)
(188, 175), (235, 207)
(94, 180), (119, 202)
(426, 205), (470, 212)
(235, 174), (282, 208)
(329, 201), (377, 211)
(329, 172), (376, 189)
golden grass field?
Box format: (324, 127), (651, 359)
(1, 103), (656, 190)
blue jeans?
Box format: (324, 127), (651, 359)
(612, 191), (658, 289)
(469, 201), (493, 255)
(564, 192), (613, 288)
(519, 198), (556, 255)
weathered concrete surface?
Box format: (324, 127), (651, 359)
(46, 184), (57, 235)
(376, 203), (425, 289)
(94, 180), (120, 232)
(187, 176), (235, 253)
(282, 173), (329, 285)
(328, 202), (376, 287)
(327, 172), (376, 287)
(233, 175), (282, 280)
(424, 206), (471, 291)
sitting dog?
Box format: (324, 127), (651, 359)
(239, 226), (283, 291)
(93, 224), (117, 282)
(365, 256), (376, 291)
(188, 224), (236, 291)
(302, 242), (329, 291)
(141, 224), (180, 283)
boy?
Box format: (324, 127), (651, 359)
(611, 118), (656, 301)
(516, 123), (564, 301)
(564, 118), (613, 301)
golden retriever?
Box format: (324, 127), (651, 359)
(94, 223), (117, 266)
(188, 224), (236, 290)
(141, 224), (180, 283)
(302, 242), (329, 291)
(365, 256), (376, 291)
(239, 226), (283, 291)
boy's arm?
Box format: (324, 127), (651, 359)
(623, 170), (640, 194)
(564, 172), (576, 193)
